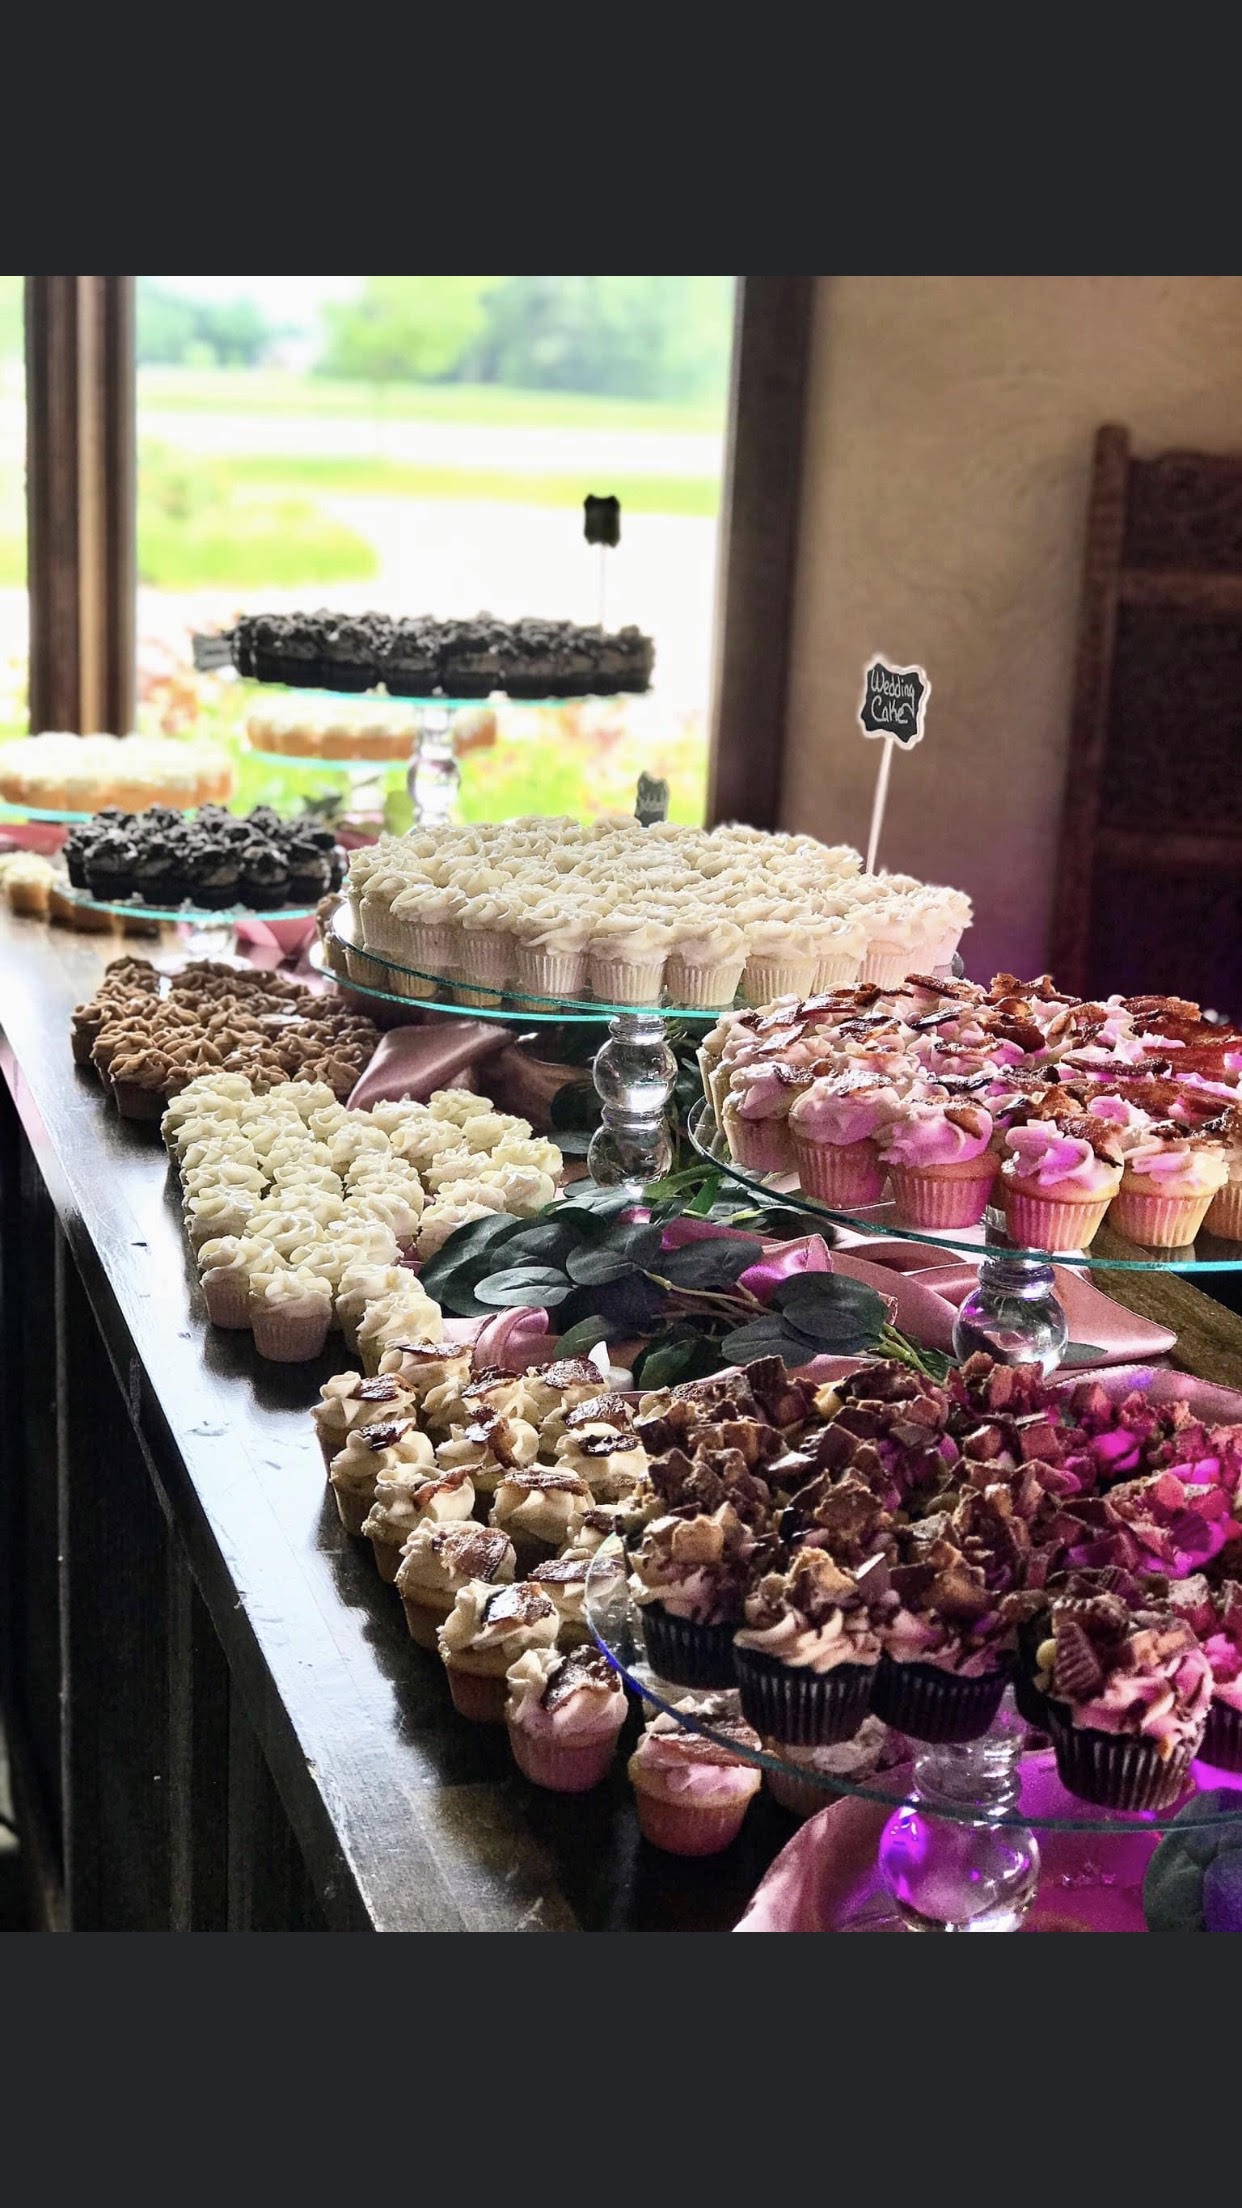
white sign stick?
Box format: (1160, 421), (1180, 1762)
(865, 735), (895, 875)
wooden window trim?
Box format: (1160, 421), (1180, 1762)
(707, 275), (815, 829)
(26, 276), (135, 734)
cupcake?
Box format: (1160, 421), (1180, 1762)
(395, 1521), (516, 1647)
(511, 909), (593, 1004)
(627, 1697), (762, 1855)
(196, 1234), (265, 1330)
(787, 1074), (907, 1207)
(488, 1465), (593, 1573)
(587, 916), (673, 1007)
(1169, 1574), (1242, 1772)
(721, 1061), (810, 1173)
(312, 1370), (418, 1469)
(629, 1505), (752, 1688)
(249, 1266), (333, 1362)
(761, 1714), (905, 1819)
(869, 1532), (1016, 1743)
(362, 1463), (475, 1580)
(878, 1098), (997, 1229)
(523, 1553), (595, 1647)
(664, 919), (747, 1010)
(505, 1644), (629, 1792)
(732, 1547), (884, 1745)
(436, 1579), (561, 1722)
(327, 1414), (437, 1537)
(740, 922), (820, 1005)
(999, 1121), (1123, 1252)
(1036, 1592), (1212, 1810)
(1108, 1135), (1229, 1250)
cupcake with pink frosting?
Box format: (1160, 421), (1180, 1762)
(505, 1644), (629, 1792)
(999, 1121), (1123, 1251)
(721, 1060), (814, 1173)
(1109, 1133), (1228, 1250)
(878, 1097), (997, 1228)
(787, 1073), (907, 1207)
(627, 1696), (762, 1855)
(1169, 1574), (1242, 1771)
(1034, 1592), (1212, 1810)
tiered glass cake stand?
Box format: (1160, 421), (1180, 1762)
(583, 1536), (1242, 1932)
(317, 904), (718, 1189)
(57, 883), (318, 960)
(689, 1098), (1242, 1376)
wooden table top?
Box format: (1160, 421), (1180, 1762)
(5, 907), (1242, 1930)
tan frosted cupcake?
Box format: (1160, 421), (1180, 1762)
(395, 1521), (516, 1648)
(436, 1580), (560, 1723)
(312, 1370), (418, 1469)
(1108, 1137), (1228, 1249)
(327, 1415), (437, 1536)
(505, 1645), (628, 1792)
(362, 1462), (475, 1580)
(720, 1061), (809, 1173)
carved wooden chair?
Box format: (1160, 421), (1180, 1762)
(1050, 424), (1242, 1015)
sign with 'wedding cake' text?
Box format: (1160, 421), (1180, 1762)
(858, 655), (931, 748)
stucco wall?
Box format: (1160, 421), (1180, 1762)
(780, 275), (1242, 979)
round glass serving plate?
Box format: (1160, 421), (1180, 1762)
(325, 904), (725, 1025)
(244, 748), (411, 774)
(688, 1098), (1242, 1275)
(241, 681), (647, 705)
(583, 1536), (1242, 1839)
(58, 883), (318, 926)
(0, 801), (94, 823)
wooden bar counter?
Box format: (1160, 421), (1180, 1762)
(4, 911), (1242, 1931)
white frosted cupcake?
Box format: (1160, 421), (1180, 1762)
(665, 918), (747, 1009)
(741, 921), (819, 1004)
(455, 892), (517, 1006)
(386, 883), (462, 997)
(512, 908), (594, 1004)
(804, 911), (867, 990)
(250, 1266), (334, 1362)
(857, 897), (939, 989)
(196, 1234), (261, 1328)
(587, 915), (674, 1007)
(333, 1261), (410, 1350)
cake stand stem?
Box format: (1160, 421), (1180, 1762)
(407, 707), (462, 827)
(951, 1252), (1069, 1375)
(874, 1697), (1041, 1932)
(587, 1012), (678, 1191)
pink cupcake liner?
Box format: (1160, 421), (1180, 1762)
(1001, 1184), (1114, 1253)
(723, 1106), (794, 1174)
(1109, 1187), (1218, 1249)
(792, 1133), (884, 1208)
(201, 1267), (252, 1329)
(886, 1157), (997, 1229)
(250, 1304), (332, 1362)
(628, 1774), (755, 1856)
(507, 1720), (622, 1793)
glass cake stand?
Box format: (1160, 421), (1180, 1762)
(688, 1098), (1242, 1375)
(320, 906), (721, 1191)
(584, 1538), (1242, 1932)
(59, 882), (317, 959)
(0, 800), (95, 824)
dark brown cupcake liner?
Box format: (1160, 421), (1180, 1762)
(1012, 1666), (1051, 1731)
(1201, 1698), (1242, 1773)
(1045, 1701), (1198, 1811)
(870, 1652), (1011, 1743)
(639, 1602), (738, 1689)
(733, 1646), (874, 1746)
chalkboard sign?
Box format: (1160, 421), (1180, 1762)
(584, 495), (621, 547)
(858, 655), (930, 747)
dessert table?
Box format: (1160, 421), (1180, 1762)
(3, 905), (1242, 1932)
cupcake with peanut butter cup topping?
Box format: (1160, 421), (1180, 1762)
(629, 1503), (754, 1688)
(505, 1644), (628, 1792)
(437, 1579), (561, 1722)
(733, 1547), (885, 1744)
(395, 1520), (516, 1648)
(1035, 1591), (1212, 1810)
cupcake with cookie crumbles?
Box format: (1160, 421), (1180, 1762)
(505, 1644), (629, 1792)
(629, 1504), (753, 1688)
(733, 1547), (885, 1745)
(395, 1521), (516, 1648)
(437, 1579), (561, 1722)
(1035, 1590), (1212, 1810)
(312, 1371), (418, 1469)
(627, 1696), (762, 1855)
(488, 1465), (592, 1573)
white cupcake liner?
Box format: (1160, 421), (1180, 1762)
(588, 956), (668, 1007)
(667, 956), (747, 1009)
(741, 955), (819, 1005)
(513, 946), (590, 1004)
(252, 1302), (332, 1362)
(810, 951), (864, 989)
(200, 1268), (252, 1328)
(860, 949), (932, 989)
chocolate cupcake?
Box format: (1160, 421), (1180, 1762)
(132, 834), (180, 908)
(239, 840), (290, 911)
(377, 617), (440, 697)
(1037, 1591), (1212, 1810)
(733, 1548), (883, 1745)
(440, 614), (508, 699)
(284, 839), (332, 906)
(628, 1504), (752, 1687)
(84, 830), (138, 903)
(319, 614), (382, 693)
(64, 825), (102, 889)
(869, 1528), (1016, 1743)
(186, 844), (242, 911)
